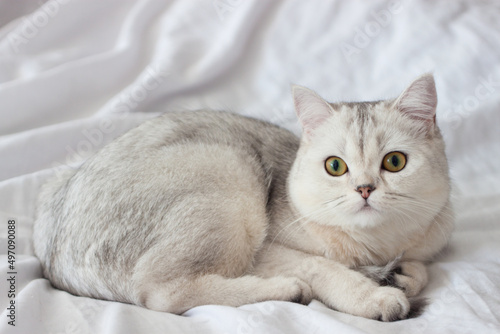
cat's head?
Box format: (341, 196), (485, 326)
(288, 74), (450, 230)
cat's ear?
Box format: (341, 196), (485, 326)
(292, 85), (334, 138)
(394, 73), (437, 127)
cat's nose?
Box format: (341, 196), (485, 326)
(356, 184), (375, 199)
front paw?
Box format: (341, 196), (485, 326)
(393, 261), (428, 297)
(364, 286), (410, 321)
(283, 277), (313, 305)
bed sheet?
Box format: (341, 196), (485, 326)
(0, 0), (499, 333)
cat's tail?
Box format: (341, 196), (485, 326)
(355, 254), (403, 286)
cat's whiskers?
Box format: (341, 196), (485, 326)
(266, 195), (348, 254)
(383, 192), (444, 212)
(278, 206), (354, 252)
(400, 201), (454, 241)
(265, 204), (333, 254)
(275, 220), (310, 251)
(385, 192), (417, 200)
(323, 195), (346, 205)
(390, 205), (427, 236)
(397, 204), (452, 242)
(384, 192), (451, 215)
(382, 193), (449, 237)
(279, 198), (353, 246)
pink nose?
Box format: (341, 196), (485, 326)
(356, 185), (375, 199)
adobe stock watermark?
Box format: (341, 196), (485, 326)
(422, 268), (499, 331)
(7, 0), (71, 53)
(50, 63), (170, 177)
(442, 74), (500, 129)
(340, 1), (403, 64)
(231, 301), (319, 334)
(233, 303), (277, 334)
(213, 0), (243, 22)
(111, 64), (170, 114)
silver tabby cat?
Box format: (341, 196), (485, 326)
(33, 74), (453, 321)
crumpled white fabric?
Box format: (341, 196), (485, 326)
(0, 0), (499, 333)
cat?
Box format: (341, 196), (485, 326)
(33, 74), (454, 321)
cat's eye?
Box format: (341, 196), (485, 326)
(382, 152), (406, 172)
(325, 156), (348, 176)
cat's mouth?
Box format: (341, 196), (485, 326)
(358, 202), (377, 213)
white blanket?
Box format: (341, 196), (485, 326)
(1, 0), (499, 333)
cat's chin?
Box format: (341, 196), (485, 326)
(358, 203), (376, 213)
(348, 204), (384, 228)
(356, 200), (380, 215)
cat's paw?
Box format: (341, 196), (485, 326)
(393, 261), (428, 297)
(286, 278), (313, 305)
(364, 286), (410, 322)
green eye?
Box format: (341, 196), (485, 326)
(382, 152), (406, 172)
(325, 156), (348, 176)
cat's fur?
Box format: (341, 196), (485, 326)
(33, 74), (453, 321)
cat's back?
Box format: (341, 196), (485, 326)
(33, 110), (299, 302)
